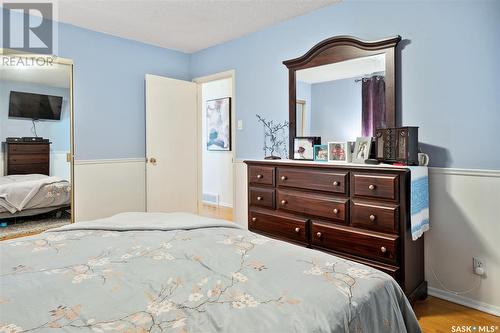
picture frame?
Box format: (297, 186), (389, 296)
(293, 137), (321, 160)
(313, 144), (328, 162)
(353, 137), (372, 163)
(327, 142), (347, 162)
(206, 97), (231, 151)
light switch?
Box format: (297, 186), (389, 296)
(237, 120), (243, 130)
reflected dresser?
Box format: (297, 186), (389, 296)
(245, 160), (427, 302)
(3, 142), (51, 176)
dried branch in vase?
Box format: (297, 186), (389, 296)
(256, 114), (289, 160)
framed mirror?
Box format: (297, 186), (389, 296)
(1, 51), (75, 226)
(283, 35), (401, 159)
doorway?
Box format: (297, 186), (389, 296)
(194, 71), (235, 221)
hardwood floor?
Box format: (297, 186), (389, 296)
(199, 203), (233, 221)
(414, 296), (499, 332)
(199, 205), (500, 332)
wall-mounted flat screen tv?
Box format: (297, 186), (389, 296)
(8, 91), (63, 120)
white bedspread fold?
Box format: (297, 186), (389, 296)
(0, 174), (65, 213)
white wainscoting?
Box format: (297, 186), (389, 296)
(74, 158), (146, 222)
(233, 161), (248, 228)
(232, 162), (500, 315)
(51, 151), (71, 180)
(426, 167), (500, 316)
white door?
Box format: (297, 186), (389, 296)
(145, 74), (198, 213)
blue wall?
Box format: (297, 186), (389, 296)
(309, 78), (361, 142)
(2, 7), (191, 160)
(3, 1), (499, 168)
(0, 81), (70, 151)
(58, 25), (191, 160)
(191, 0), (500, 169)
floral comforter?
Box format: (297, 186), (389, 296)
(0, 212), (421, 333)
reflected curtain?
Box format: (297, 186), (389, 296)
(361, 76), (386, 137)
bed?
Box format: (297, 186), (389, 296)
(0, 212), (421, 332)
(0, 174), (71, 219)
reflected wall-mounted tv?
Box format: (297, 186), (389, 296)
(8, 91), (63, 120)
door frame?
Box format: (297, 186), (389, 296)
(192, 70), (236, 217)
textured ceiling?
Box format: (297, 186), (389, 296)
(55, 0), (339, 53)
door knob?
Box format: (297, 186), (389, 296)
(369, 214), (376, 222)
(281, 176), (287, 181)
(257, 196), (263, 201)
(368, 184), (376, 190)
(380, 246), (387, 253)
(149, 157), (157, 165)
(281, 200), (287, 205)
(333, 181), (339, 186)
(252, 217), (257, 222)
(316, 232), (322, 238)
(294, 227), (300, 233)
(257, 174), (263, 179)
(333, 208), (339, 215)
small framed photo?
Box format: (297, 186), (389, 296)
(314, 145), (328, 162)
(293, 137), (321, 160)
(328, 142), (347, 162)
(353, 137), (372, 163)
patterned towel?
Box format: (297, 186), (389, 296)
(408, 166), (429, 240)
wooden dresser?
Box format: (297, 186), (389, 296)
(245, 160), (427, 302)
(3, 142), (51, 175)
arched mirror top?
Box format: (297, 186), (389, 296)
(283, 35), (401, 159)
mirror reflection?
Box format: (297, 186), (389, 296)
(295, 53), (386, 141)
(0, 57), (73, 233)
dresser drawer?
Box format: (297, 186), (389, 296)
(8, 154), (49, 165)
(311, 222), (399, 264)
(8, 144), (49, 154)
(249, 187), (275, 209)
(8, 164), (49, 175)
(277, 167), (348, 194)
(249, 209), (307, 244)
(248, 165), (275, 186)
(277, 189), (348, 223)
(352, 173), (399, 201)
(351, 200), (399, 233)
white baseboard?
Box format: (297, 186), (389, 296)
(428, 287), (500, 317)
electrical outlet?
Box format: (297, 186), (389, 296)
(473, 257), (486, 276)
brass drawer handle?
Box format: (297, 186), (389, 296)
(369, 214), (376, 222)
(294, 227), (300, 233)
(281, 200), (287, 205)
(316, 232), (322, 238)
(333, 181), (339, 186)
(256, 174), (263, 179)
(333, 208), (339, 215)
(281, 176), (287, 181)
(380, 246), (387, 253)
(257, 196), (263, 201)
(368, 184), (376, 190)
